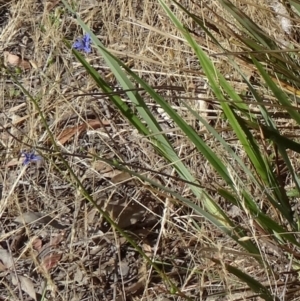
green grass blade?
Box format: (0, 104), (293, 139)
(217, 0), (277, 49)
(252, 56), (300, 124)
(63, 0), (231, 221)
(210, 258), (277, 301)
(71, 47), (151, 136)
(290, 0), (300, 14)
(159, 0), (272, 183)
(96, 154), (263, 257)
(181, 99), (294, 222)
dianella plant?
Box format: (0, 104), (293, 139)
(62, 0), (300, 299)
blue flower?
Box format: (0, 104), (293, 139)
(72, 33), (91, 53)
(22, 151), (42, 165)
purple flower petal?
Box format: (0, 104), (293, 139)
(22, 151), (42, 165)
(73, 40), (84, 51)
(82, 33), (91, 44)
(72, 33), (92, 54)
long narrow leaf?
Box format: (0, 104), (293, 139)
(210, 258), (277, 301)
(159, 0), (271, 184)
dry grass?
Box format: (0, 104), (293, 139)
(0, 0), (299, 300)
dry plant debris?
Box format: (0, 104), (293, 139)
(1, 0), (300, 300)
(4, 51), (32, 70)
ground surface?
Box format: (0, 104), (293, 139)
(0, 0), (299, 300)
